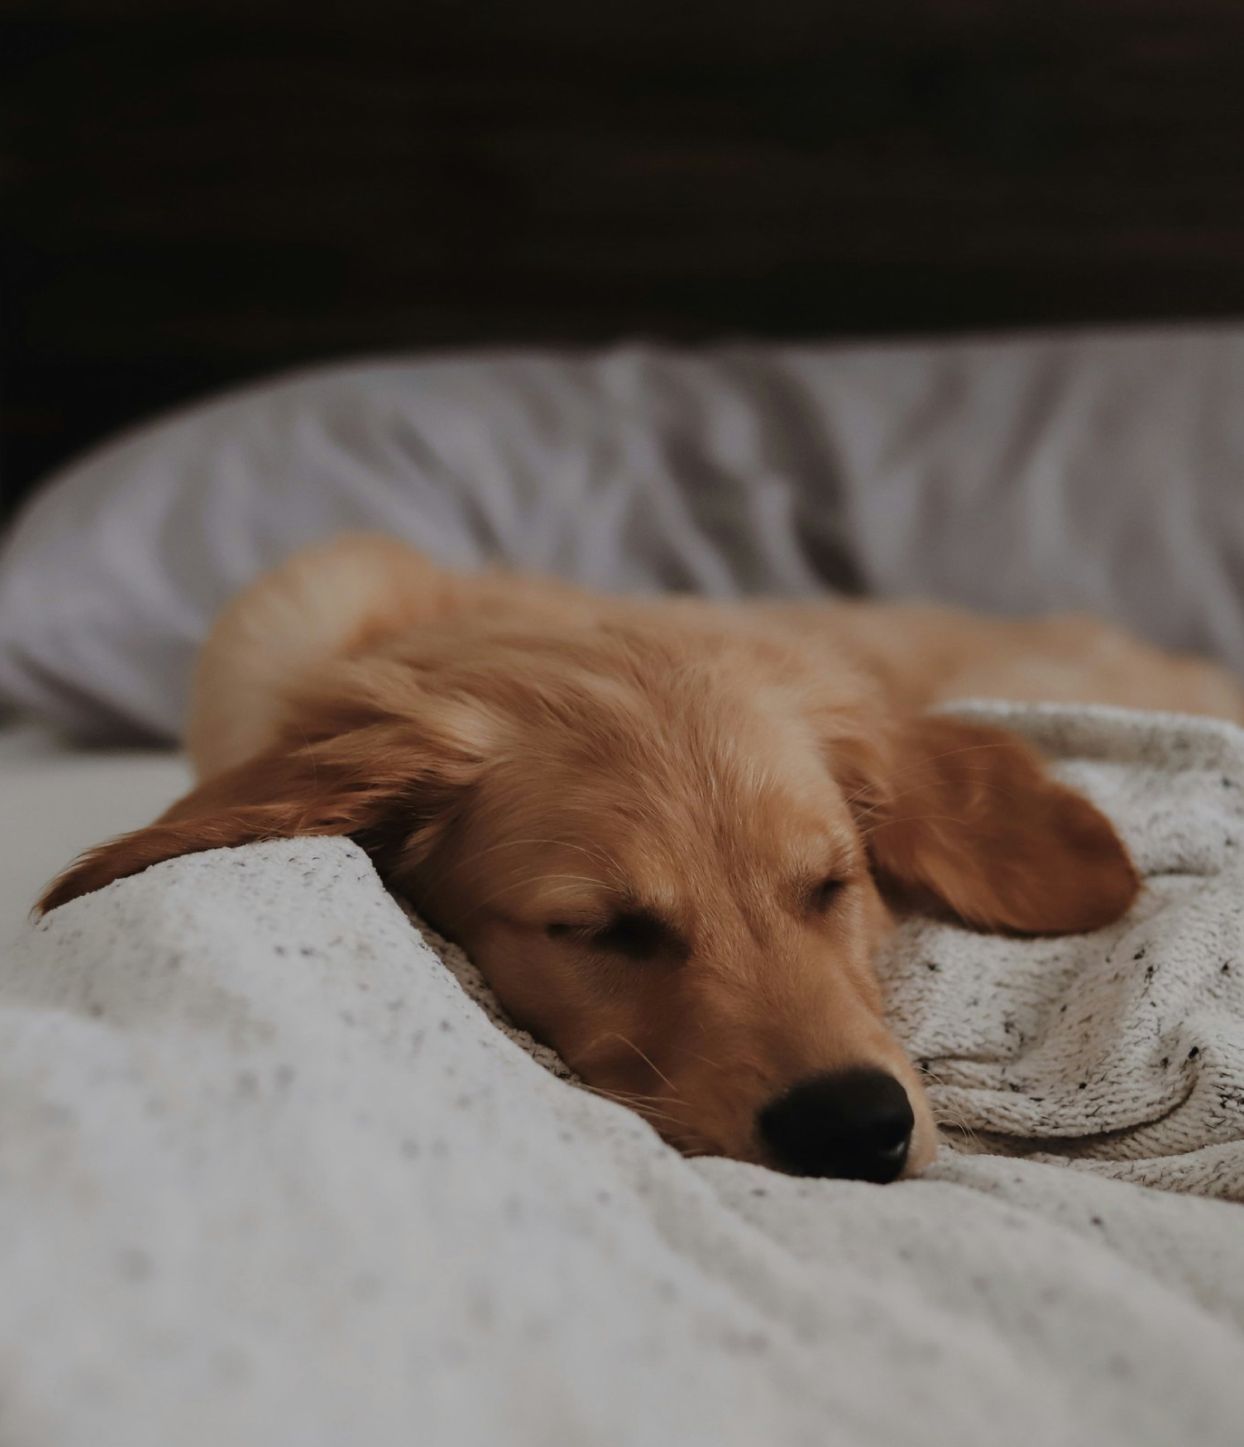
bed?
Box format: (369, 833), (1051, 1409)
(2, 329), (1243, 1445)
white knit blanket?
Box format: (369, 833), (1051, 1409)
(2, 705), (1242, 1447)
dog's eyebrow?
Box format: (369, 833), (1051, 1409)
(790, 841), (862, 887)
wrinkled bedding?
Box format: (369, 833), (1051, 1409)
(2, 704), (1243, 1447)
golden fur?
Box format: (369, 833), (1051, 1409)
(38, 536), (1244, 1176)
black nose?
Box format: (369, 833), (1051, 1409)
(757, 1069), (914, 1182)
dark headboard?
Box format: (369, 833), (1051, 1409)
(5, 0), (1244, 516)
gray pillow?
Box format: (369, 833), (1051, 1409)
(1, 331), (1241, 742)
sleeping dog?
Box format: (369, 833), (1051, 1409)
(39, 536), (1244, 1181)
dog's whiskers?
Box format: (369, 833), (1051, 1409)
(586, 1032), (680, 1095)
(687, 1050), (728, 1076)
(581, 1083), (674, 1107)
(581, 1084), (695, 1131)
(917, 1064), (985, 1152)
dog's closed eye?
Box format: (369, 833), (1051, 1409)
(808, 875), (848, 913)
(546, 911), (685, 963)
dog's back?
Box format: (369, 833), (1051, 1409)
(193, 536), (1244, 787)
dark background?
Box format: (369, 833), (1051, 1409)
(5, 0), (1244, 518)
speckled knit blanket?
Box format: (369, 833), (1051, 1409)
(1, 704), (1242, 1446)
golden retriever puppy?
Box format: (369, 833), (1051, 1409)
(38, 537), (1244, 1182)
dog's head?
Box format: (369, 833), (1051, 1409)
(39, 616), (1138, 1181)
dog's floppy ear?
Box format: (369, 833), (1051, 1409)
(833, 715), (1139, 935)
(36, 711), (492, 915)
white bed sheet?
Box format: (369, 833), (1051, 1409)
(0, 721), (188, 943)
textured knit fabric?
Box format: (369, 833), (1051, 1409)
(2, 704), (1242, 1446)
